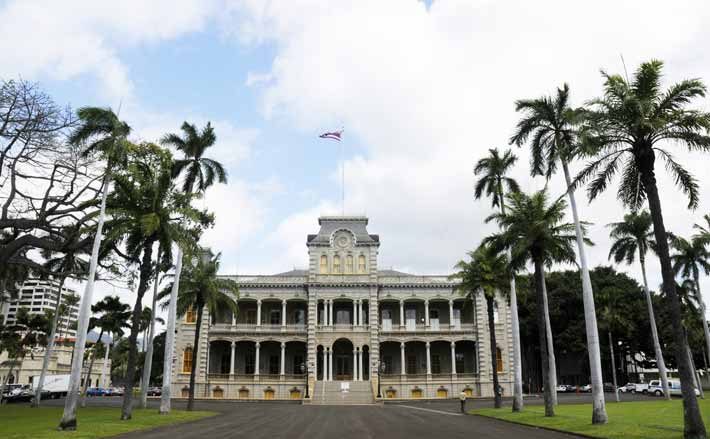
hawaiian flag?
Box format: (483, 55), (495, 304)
(319, 130), (343, 141)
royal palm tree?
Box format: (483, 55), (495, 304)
(451, 244), (510, 408)
(158, 121), (227, 414)
(511, 84), (607, 424)
(485, 189), (583, 417)
(579, 60), (710, 438)
(159, 250), (237, 411)
(474, 148), (524, 411)
(80, 296), (131, 407)
(59, 107), (131, 431)
(607, 210), (670, 398)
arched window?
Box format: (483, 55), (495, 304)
(346, 255), (354, 273)
(496, 347), (503, 372)
(320, 255), (328, 274)
(333, 255), (341, 273)
(185, 306), (196, 323)
(358, 255), (366, 273)
(183, 347), (193, 373)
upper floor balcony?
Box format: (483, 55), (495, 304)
(206, 298), (307, 334)
(378, 297), (476, 334)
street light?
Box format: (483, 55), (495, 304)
(376, 360), (386, 398)
(300, 362), (309, 398)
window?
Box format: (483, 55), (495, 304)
(333, 255), (341, 273)
(185, 306), (196, 323)
(336, 309), (351, 324)
(358, 255), (366, 273)
(432, 355), (441, 374)
(320, 255), (328, 274)
(183, 347), (193, 373)
(496, 347), (503, 372)
(269, 355), (279, 374)
(270, 309), (280, 325)
(407, 355), (417, 374)
(346, 255), (354, 273)
(245, 354), (255, 374)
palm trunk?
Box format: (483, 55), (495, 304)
(640, 156), (706, 438)
(639, 255), (671, 399)
(562, 160), (607, 424)
(486, 295), (502, 408)
(159, 246), (183, 414)
(120, 242), (154, 420)
(533, 255), (554, 417)
(688, 345), (705, 399)
(33, 276), (68, 408)
(541, 275), (557, 405)
(498, 188), (523, 412)
(81, 328), (104, 407)
(187, 303), (203, 411)
(694, 272), (710, 379)
(140, 247), (162, 409)
(608, 332), (620, 402)
(59, 173), (110, 431)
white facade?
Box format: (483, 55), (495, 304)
(4, 279), (79, 339)
(171, 216), (513, 401)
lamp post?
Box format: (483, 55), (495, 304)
(377, 360), (386, 398)
(300, 362), (309, 398)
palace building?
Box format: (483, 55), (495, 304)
(170, 216), (513, 402)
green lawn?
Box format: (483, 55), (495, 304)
(0, 405), (216, 439)
(473, 399), (710, 439)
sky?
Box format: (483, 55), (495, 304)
(2, 0), (710, 332)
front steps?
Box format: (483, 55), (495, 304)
(312, 380), (375, 405)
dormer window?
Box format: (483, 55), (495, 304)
(333, 255), (341, 273)
(358, 255), (366, 273)
(346, 255), (354, 273)
(320, 255), (328, 274)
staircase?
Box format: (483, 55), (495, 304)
(312, 381), (375, 405)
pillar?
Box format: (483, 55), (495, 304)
(255, 342), (260, 376)
(281, 299), (287, 327)
(450, 341), (457, 376)
(230, 341), (236, 375)
(353, 349), (358, 381)
(231, 310), (236, 326)
(280, 342), (286, 376)
(358, 349), (363, 381)
(353, 300), (357, 326)
(256, 300), (262, 327)
(426, 341), (431, 376)
(424, 300), (430, 327)
(399, 300), (405, 327)
(328, 348), (333, 381)
(327, 300), (332, 326)
(400, 342), (406, 376)
(448, 299), (454, 328)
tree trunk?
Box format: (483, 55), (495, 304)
(693, 272), (710, 379)
(120, 242), (154, 420)
(1, 361), (17, 405)
(541, 274), (557, 405)
(59, 173), (110, 431)
(187, 303), (204, 411)
(81, 328), (104, 407)
(562, 161), (607, 424)
(486, 295), (502, 408)
(533, 254), (554, 416)
(159, 246), (183, 415)
(33, 276), (68, 408)
(608, 332), (619, 402)
(640, 255), (671, 399)
(640, 154), (706, 439)
(140, 247), (161, 409)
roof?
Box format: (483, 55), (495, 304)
(307, 216), (379, 246)
(272, 269), (309, 277)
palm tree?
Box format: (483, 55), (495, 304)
(579, 59), (710, 438)
(671, 236), (710, 374)
(451, 244), (510, 408)
(158, 121), (227, 414)
(511, 84), (607, 424)
(474, 148), (524, 411)
(694, 215), (710, 242)
(485, 189), (583, 417)
(160, 250), (237, 411)
(59, 107), (131, 431)
(80, 296), (131, 407)
(607, 210), (670, 399)
(139, 301), (165, 409)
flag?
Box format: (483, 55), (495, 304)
(319, 130), (343, 141)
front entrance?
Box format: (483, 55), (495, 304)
(332, 338), (354, 381)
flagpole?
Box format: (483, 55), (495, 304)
(341, 139), (345, 216)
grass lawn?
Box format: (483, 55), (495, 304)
(473, 399), (710, 439)
(0, 405), (216, 439)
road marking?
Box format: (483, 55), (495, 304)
(393, 404), (463, 416)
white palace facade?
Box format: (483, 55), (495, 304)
(171, 216), (513, 402)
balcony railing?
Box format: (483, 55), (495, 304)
(316, 324), (370, 331)
(378, 322), (475, 333)
(379, 372), (479, 381)
(207, 373), (307, 381)
(210, 323), (307, 333)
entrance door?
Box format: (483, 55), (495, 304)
(406, 308), (416, 331)
(430, 309), (440, 331)
(335, 355), (352, 380)
(382, 309), (392, 331)
(452, 308), (461, 329)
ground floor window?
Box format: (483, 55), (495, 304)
(431, 355), (441, 374)
(455, 352), (464, 374)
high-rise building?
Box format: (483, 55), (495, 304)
(3, 279), (80, 339)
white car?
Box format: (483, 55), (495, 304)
(649, 380), (700, 397)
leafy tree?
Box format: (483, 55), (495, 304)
(473, 147), (524, 411)
(485, 189), (582, 417)
(0, 308), (49, 401)
(511, 83), (607, 424)
(578, 59), (710, 438)
(451, 244), (510, 408)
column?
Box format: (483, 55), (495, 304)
(327, 300), (332, 326)
(280, 342), (286, 376)
(399, 300), (405, 327)
(353, 349), (358, 381)
(230, 341), (236, 375)
(426, 342), (431, 376)
(256, 300), (262, 327)
(450, 341), (457, 377)
(358, 349), (363, 381)
(231, 310), (236, 326)
(400, 342), (406, 376)
(353, 300), (357, 326)
(254, 342), (260, 376)
(424, 300), (430, 328)
(328, 348), (333, 381)
(448, 299), (454, 328)
(281, 299), (287, 327)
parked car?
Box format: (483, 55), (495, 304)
(147, 387), (162, 396)
(603, 382), (617, 392)
(555, 384), (569, 392)
(86, 387), (107, 397)
(649, 380), (700, 397)
(105, 387), (124, 396)
(580, 384), (592, 393)
(1, 385), (34, 404)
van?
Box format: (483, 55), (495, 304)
(650, 380), (700, 397)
